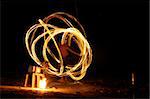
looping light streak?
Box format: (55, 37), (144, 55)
(25, 12), (92, 80)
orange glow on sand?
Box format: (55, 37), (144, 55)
(39, 78), (47, 89)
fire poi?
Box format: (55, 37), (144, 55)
(24, 12), (92, 88)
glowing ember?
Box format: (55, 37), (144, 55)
(39, 78), (47, 89)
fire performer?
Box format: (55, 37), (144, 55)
(58, 43), (80, 82)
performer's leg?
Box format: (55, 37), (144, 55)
(24, 74), (29, 87)
(32, 73), (35, 88)
(37, 74), (40, 88)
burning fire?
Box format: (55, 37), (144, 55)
(39, 78), (47, 89)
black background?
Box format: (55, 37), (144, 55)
(1, 0), (149, 86)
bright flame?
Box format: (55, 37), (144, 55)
(39, 78), (46, 89)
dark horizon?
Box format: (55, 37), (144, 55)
(1, 0), (149, 86)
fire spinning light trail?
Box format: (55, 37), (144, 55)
(25, 12), (92, 80)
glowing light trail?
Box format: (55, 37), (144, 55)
(25, 12), (92, 80)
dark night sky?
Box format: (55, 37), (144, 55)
(1, 0), (149, 84)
